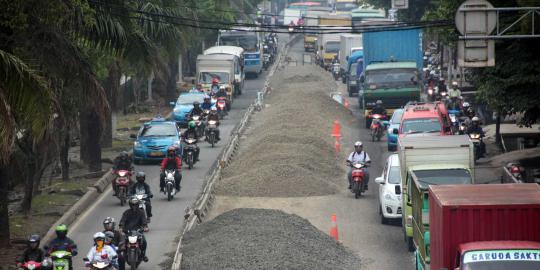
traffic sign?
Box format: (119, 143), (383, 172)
(455, 0), (496, 36)
(392, 0), (408, 9)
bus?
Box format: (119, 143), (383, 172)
(218, 29), (263, 77)
(351, 7), (386, 29)
(335, 0), (358, 15)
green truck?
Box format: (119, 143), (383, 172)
(399, 135), (474, 253)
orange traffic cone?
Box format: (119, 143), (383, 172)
(329, 214), (339, 241)
(344, 99), (350, 109)
(331, 119), (341, 138)
(334, 138), (341, 154)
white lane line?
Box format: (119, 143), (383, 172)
(69, 184), (113, 234)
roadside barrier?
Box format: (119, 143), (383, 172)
(331, 119), (341, 138)
(329, 214), (339, 242)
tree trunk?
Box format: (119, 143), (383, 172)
(147, 72), (154, 102)
(81, 109), (103, 172)
(0, 165), (10, 247)
(102, 61), (121, 148)
(167, 58), (179, 101)
(79, 112), (90, 164)
(61, 131), (70, 181)
(21, 158), (35, 215)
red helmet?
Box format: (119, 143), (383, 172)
(212, 78), (220, 84)
(510, 166), (522, 174)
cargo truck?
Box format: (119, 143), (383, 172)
(316, 32), (341, 69)
(196, 54), (236, 102)
(339, 34), (362, 75)
(344, 50), (363, 97)
(399, 135), (474, 252)
(358, 27), (423, 124)
(427, 184), (540, 270)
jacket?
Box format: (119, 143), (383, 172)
(47, 237), (78, 256)
(128, 182), (152, 199)
(188, 107), (203, 118)
(201, 102), (212, 110)
(17, 248), (46, 263)
(113, 157), (132, 171)
(160, 157), (182, 171)
(119, 209), (147, 233)
(182, 129), (198, 141)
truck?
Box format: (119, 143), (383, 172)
(344, 50), (363, 97)
(335, 0), (358, 15)
(358, 27), (423, 123)
(283, 8), (302, 25)
(203, 46), (245, 96)
(351, 7), (386, 29)
(399, 135), (474, 253)
(316, 32), (341, 69)
(339, 34), (362, 75)
(427, 184), (540, 270)
(196, 54), (236, 101)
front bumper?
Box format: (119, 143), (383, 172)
(381, 198), (402, 219)
(133, 148), (167, 161)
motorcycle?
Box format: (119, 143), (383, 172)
(48, 250), (72, 270)
(332, 63), (340, 80)
(469, 132), (484, 162)
(206, 120), (219, 147)
(115, 170), (131, 206)
(183, 138), (198, 170)
(125, 229), (144, 270)
(132, 193), (149, 227)
(263, 53), (271, 70)
(370, 114), (385, 142)
(349, 162), (367, 199)
(288, 26), (294, 34)
(164, 169), (177, 201)
(19, 260), (42, 269)
(84, 258), (115, 270)
(448, 109), (461, 134)
(190, 115), (205, 139)
(216, 97), (228, 119)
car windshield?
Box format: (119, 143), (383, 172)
(336, 2), (358, 11)
(366, 68), (418, 87)
(140, 124), (177, 137)
(413, 169), (472, 188)
(199, 72), (230, 84)
(388, 166), (401, 184)
(462, 249), (540, 270)
(391, 110), (404, 124)
(349, 63), (358, 75)
(219, 35), (258, 52)
(325, 42), (340, 53)
(401, 118), (441, 134)
(177, 94), (205, 105)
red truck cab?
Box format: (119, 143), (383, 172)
(453, 241), (540, 270)
(396, 101), (452, 136)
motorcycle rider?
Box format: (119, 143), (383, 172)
(85, 232), (118, 269)
(16, 234), (46, 266)
(128, 172), (153, 223)
(112, 151), (133, 196)
(119, 197), (148, 262)
(160, 146), (182, 192)
(188, 101), (204, 119)
(103, 217), (125, 270)
(448, 81), (461, 102)
(182, 121), (201, 162)
(371, 100), (387, 116)
(45, 224), (78, 270)
(346, 141), (371, 190)
(210, 78), (220, 94)
(200, 96), (213, 111)
(215, 86), (230, 111)
(206, 107), (221, 141)
(466, 116), (486, 157)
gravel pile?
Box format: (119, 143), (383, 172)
(216, 66), (356, 197)
(181, 208), (361, 270)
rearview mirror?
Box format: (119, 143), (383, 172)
(169, 101), (175, 107)
(393, 128), (399, 135)
(382, 120), (389, 127)
(129, 134), (137, 139)
(375, 177), (384, 184)
(395, 185), (401, 195)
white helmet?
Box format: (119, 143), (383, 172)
(93, 232), (106, 241)
(472, 116), (479, 122)
(452, 81), (459, 86)
(462, 102), (470, 108)
(219, 86), (226, 90)
(354, 141), (363, 147)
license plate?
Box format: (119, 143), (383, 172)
(150, 151), (162, 156)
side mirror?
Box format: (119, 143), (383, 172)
(395, 185), (401, 195)
(393, 128), (399, 135)
(169, 101), (175, 107)
(375, 177), (385, 184)
(129, 134), (137, 139)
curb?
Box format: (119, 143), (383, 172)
(170, 34), (300, 270)
(40, 169), (113, 247)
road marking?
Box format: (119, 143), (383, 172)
(69, 185), (112, 234)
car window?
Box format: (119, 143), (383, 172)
(140, 124), (177, 137)
(199, 72), (230, 84)
(391, 110), (403, 124)
(388, 166), (401, 184)
(177, 94), (205, 105)
(401, 118), (441, 134)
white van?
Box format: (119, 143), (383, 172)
(204, 46), (245, 96)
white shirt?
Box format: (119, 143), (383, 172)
(86, 245), (117, 265)
(347, 151), (371, 164)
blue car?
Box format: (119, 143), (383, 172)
(171, 92), (209, 126)
(132, 120), (182, 164)
(386, 108), (404, 151)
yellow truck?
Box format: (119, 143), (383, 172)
(304, 34), (317, 52)
(316, 32), (340, 69)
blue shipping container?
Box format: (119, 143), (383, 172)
(362, 28), (423, 71)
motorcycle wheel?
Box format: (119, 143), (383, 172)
(188, 155), (193, 170)
(119, 188), (126, 206)
(371, 131), (376, 142)
(167, 184), (173, 201)
(210, 133), (215, 147)
(353, 182), (362, 199)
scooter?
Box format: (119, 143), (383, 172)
(125, 229), (144, 270)
(370, 114), (385, 142)
(132, 193), (150, 227)
(115, 170), (131, 206)
(183, 138), (198, 170)
(84, 258), (115, 270)
(349, 162), (367, 199)
(216, 97), (228, 119)
(164, 169), (177, 201)
(206, 120), (219, 148)
(332, 63), (340, 80)
(19, 260), (42, 269)
(448, 109), (461, 134)
(48, 250), (72, 270)
(190, 115), (205, 139)
(469, 132), (484, 162)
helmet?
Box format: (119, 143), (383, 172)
(129, 197), (139, 207)
(204, 96), (211, 102)
(104, 231), (115, 244)
(212, 78), (219, 84)
(219, 86), (226, 91)
(472, 116), (479, 122)
(193, 101), (200, 107)
(188, 121), (196, 129)
(93, 232), (106, 241)
(354, 141), (363, 147)
(55, 224), (68, 238)
(103, 217), (115, 231)
(211, 107), (217, 112)
(136, 171), (145, 183)
(28, 234), (41, 248)
(120, 151), (128, 159)
(462, 102), (470, 108)
(376, 100), (383, 105)
(452, 81), (458, 86)
(167, 146), (176, 157)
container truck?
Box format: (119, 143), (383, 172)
(339, 34), (362, 75)
(344, 50), (363, 97)
(358, 27), (423, 124)
(399, 135), (474, 252)
(196, 54), (235, 101)
(427, 184), (540, 270)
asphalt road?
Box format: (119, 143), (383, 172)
(68, 65), (270, 268)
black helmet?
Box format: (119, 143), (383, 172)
(120, 151), (128, 159)
(104, 231), (115, 244)
(136, 171), (145, 183)
(129, 197), (139, 208)
(204, 96), (211, 102)
(103, 217), (115, 231)
(193, 101), (200, 107)
(28, 234), (41, 248)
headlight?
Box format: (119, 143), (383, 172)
(134, 141), (141, 148)
(384, 193), (396, 201)
(174, 108), (181, 113)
